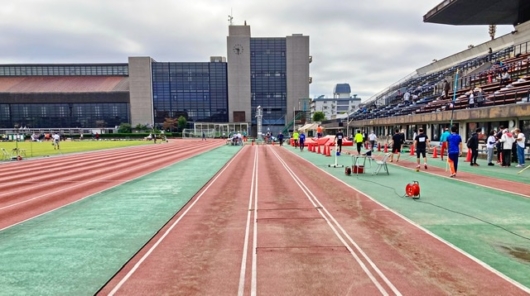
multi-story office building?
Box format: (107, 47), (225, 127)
(0, 24), (310, 135)
(227, 24), (310, 131)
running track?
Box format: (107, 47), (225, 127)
(94, 144), (528, 295)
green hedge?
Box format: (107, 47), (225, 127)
(75, 132), (175, 139)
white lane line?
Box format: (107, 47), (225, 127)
(270, 147), (400, 296)
(287, 149), (530, 294)
(251, 146), (259, 296)
(238, 146), (258, 296)
(108, 146), (246, 296)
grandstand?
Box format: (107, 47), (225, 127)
(321, 0), (530, 148)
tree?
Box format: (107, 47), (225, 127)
(118, 123), (132, 133)
(162, 117), (178, 132)
(177, 116), (187, 131)
(312, 111), (326, 122)
(134, 123), (149, 132)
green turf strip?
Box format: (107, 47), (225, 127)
(1, 140), (152, 159)
(292, 147), (530, 288)
(0, 145), (240, 296)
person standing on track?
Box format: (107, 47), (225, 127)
(292, 130), (299, 148)
(390, 129), (404, 162)
(468, 128), (480, 166)
(486, 130), (496, 166)
(335, 129), (344, 154)
(439, 127), (450, 161)
(414, 128), (430, 169)
(447, 126), (462, 177)
(368, 130), (377, 152)
(52, 132), (60, 150)
(299, 131), (306, 151)
(354, 130), (363, 155)
(317, 125), (323, 139)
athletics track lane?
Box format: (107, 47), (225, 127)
(0, 140), (225, 230)
(100, 145), (529, 295)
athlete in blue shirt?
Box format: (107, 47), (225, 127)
(446, 126), (463, 177)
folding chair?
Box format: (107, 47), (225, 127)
(373, 152), (391, 175)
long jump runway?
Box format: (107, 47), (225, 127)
(99, 145), (529, 295)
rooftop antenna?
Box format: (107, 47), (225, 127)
(228, 9), (233, 25)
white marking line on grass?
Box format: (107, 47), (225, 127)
(108, 146), (246, 296)
(237, 146), (258, 296)
(288, 149), (530, 294)
(270, 147), (399, 296)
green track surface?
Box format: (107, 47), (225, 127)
(0, 145), (241, 296)
(290, 145), (530, 288)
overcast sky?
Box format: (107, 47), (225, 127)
(0, 0), (513, 101)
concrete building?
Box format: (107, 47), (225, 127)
(227, 24), (310, 133)
(0, 24), (310, 136)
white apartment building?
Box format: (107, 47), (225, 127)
(310, 84), (361, 119)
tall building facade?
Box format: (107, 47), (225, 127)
(227, 25), (310, 131)
(0, 25), (310, 134)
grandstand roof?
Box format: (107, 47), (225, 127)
(0, 76), (129, 93)
(424, 0), (530, 26)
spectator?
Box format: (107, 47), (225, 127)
(299, 131), (306, 151)
(317, 125), (323, 138)
(52, 132), (60, 150)
(486, 130), (496, 166)
(500, 129), (515, 167)
(474, 87), (485, 107)
(442, 80), (450, 99)
(447, 126), (463, 177)
(335, 129), (344, 154)
(277, 133), (284, 146)
(468, 92), (475, 108)
(439, 127), (450, 161)
(403, 91), (411, 104)
(368, 130), (377, 152)
(414, 128), (430, 170)
(354, 130), (363, 155)
(500, 69), (511, 86)
(469, 128), (480, 166)
(495, 126), (504, 164)
(390, 129), (404, 163)
(514, 128), (526, 168)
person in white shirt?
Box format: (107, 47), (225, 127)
(486, 130), (497, 166)
(514, 128), (526, 167)
(52, 133), (61, 150)
(368, 131), (377, 152)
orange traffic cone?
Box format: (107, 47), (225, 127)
(325, 145), (331, 157)
(377, 143), (381, 152)
(464, 150), (472, 162)
(384, 144), (388, 153)
(432, 146), (438, 158)
(317, 145), (321, 154)
(409, 144), (415, 156)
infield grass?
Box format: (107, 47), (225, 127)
(0, 140), (153, 159)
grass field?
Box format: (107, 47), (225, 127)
(0, 140), (154, 160)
